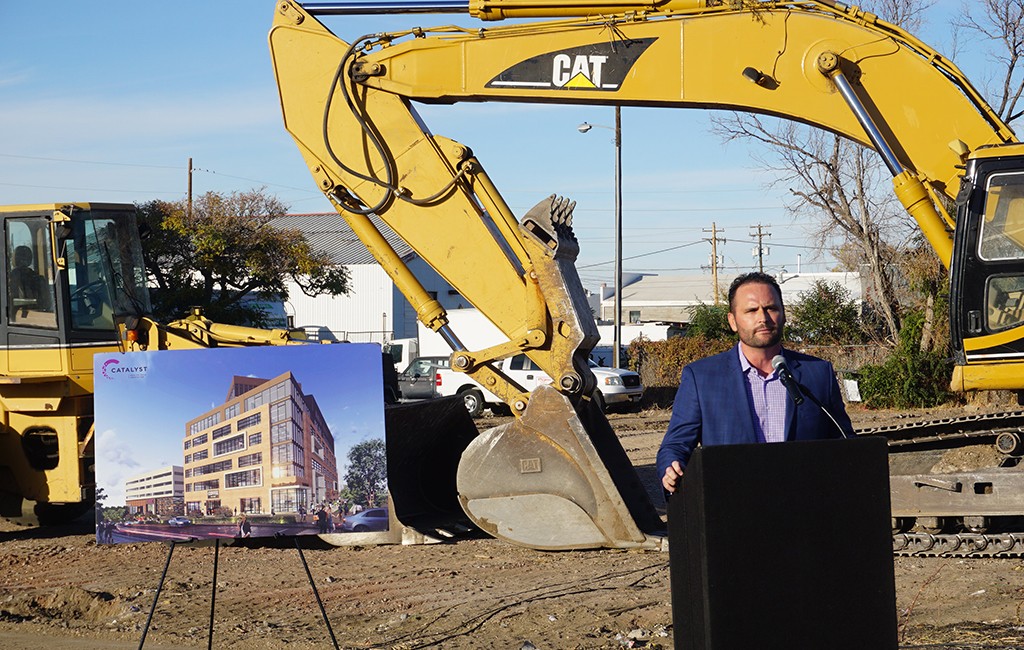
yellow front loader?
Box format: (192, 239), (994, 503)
(0, 203), (312, 524)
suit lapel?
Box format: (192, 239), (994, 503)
(783, 351), (801, 441)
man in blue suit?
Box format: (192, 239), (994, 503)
(657, 272), (853, 495)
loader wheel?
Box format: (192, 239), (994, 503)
(461, 389), (484, 418)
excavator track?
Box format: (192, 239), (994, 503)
(857, 409), (1024, 557)
(892, 532), (1024, 557)
(856, 409), (1024, 445)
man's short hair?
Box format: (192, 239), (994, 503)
(727, 272), (783, 311)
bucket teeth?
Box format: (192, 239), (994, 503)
(551, 195), (576, 228)
(520, 194), (580, 259)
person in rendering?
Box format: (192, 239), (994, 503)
(656, 272), (854, 495)
(237, 514), (252, 538)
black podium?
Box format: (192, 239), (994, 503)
(668, 437), (897, 650)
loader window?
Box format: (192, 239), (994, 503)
(6, 219), (57, 329)
(979, 172), (1024, 261)
(65, 211), (151, 331)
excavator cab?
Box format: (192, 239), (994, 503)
(0, 203), (150, 523)
(950, 147), (1024, 391)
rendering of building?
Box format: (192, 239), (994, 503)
(124, 465), (184, 518)
(183, 372), (339, 517)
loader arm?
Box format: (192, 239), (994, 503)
(269, 1), (1023, 549)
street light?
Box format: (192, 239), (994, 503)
(577, 107), (623, 369)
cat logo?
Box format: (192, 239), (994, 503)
(486, 38), (656, 92)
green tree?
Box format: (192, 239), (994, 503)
(343, 439), (387, 508)
(686, 302), (733, 339)
(786, 280), (864, 345)
(100, 505), (128, 523)
(136, 189), (350, 325)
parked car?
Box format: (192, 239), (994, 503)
(588, 358), (644, 411)
(166, 516), (192, 526)
(340, 508), (390, 533)
(429, 352), (644, 417)
(397, 356), (450, 401)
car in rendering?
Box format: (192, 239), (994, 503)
(166, 516), (192, 526)
(340, 508), (390, 533)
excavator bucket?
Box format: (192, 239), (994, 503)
(385, 396), (480, 534)
(457, 385), (665, 550)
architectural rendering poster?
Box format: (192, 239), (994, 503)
(93, 344), (387, 544)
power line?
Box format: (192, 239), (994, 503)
(0, 180), (181, 195)
(0, 152), (180, 170)
(1, 153), (321, 196)
(191, 166), (321, 194)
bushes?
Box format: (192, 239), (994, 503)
(786, 280), (865, 345)
(856, 351), (952, 408)
(629, 335), (734, 387)
(630, 303), (955, 409)
(855, 311), (953, 409)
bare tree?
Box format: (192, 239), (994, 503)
(956, 0), (1024, 126)
(710, 0), (934, 344)
(710, 115), (909, 340)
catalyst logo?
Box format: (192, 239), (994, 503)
(100, 358), (148, 380)
(486, 38), (656, 92)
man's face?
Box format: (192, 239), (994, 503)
(728, 281), (785, 349)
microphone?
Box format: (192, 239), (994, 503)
(771, 354), (850, 439)
(771, 355), (804, 405)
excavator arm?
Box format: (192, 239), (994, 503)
(269, 1), (1022, 549)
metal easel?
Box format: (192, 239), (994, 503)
(137, 537), (339, 649)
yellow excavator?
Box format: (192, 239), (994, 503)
(0, 202), (312, 525)
(268, 0), (1024, 555)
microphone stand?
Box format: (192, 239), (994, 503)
(792, 378), (850, 439)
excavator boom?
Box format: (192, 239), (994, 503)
(270, 1), (1024, 551)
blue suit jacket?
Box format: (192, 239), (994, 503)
(656, 345), (853, 478)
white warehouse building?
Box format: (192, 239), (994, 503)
(273, 213), (464, 344)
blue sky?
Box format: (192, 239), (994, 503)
(93, 343), (385, 505)
(0, 1), (990, 289)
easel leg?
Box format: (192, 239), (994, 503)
(208, 538), (219, 650)
(295, 538), (340, 650)
(138, 541), (176, 650)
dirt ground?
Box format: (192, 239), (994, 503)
(2, 405), (1024, 649)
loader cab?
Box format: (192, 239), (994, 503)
(950, 150), (1024, 389)
(0, 203), (151, 377)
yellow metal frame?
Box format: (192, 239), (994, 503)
(270, 0), (1019, 404)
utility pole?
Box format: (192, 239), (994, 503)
(612, 106), (622, 368)
(750, 224), (771, 272)
(702, 222), (725, 304)
(576, 107), (623, 367)
(187, 157), (193, 218)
